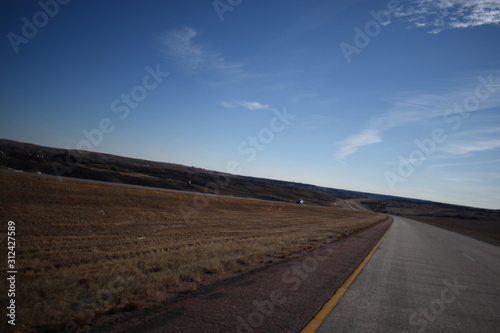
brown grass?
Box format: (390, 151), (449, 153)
(0, 173), (386, 331)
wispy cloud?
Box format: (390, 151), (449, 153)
(440, 139), (500, 155)
(158, 26), (244, 75)
(451, 126), (500, 137)
(334, 72), (500, 160)
(395, 0), (500, 34)
(445, 177), (479, 182)
(220, 101), (271, 110)
(438, 127), (500, 155)
(367, 93), (452, 131)
(428, 158), (500, 170)
(334, 129), (382, 160)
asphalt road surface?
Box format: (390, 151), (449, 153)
(343, 200), (371, 212)
(316, 215), (500, 333)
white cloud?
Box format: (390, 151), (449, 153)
(440, 139), (500, 155)
(334, 72), (500, 160)
(451, 126), (500, 137)
(239, 101), (271, 110)
(372, 74), (500, 130)
(220, 101), (271, 110)
(437, 127), (500, 155)
(395, 0), (500, 34)
(368, 93), (452, 131)
(428, 158), (500, 170)
(335, 130), (382, 160)
(159, 27), (244, 75)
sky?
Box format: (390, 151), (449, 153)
(1, 0), (500, 209)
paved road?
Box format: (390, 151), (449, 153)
(343, 200), (371, 212)
(316, 216), (500, 333)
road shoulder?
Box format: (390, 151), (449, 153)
(89, 217), (393, 333)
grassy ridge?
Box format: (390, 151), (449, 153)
(0, 139), (366, 206)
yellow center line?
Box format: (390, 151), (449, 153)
(301, 218), (394, 333)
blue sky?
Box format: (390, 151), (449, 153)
(1, 0), (500, 209)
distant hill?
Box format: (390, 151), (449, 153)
(0, 139), (368, 206)
(361, 198), (500, 243)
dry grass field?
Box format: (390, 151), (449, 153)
(0, 172), (386, 331)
